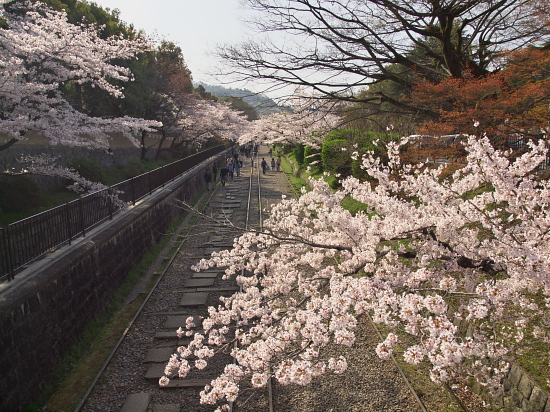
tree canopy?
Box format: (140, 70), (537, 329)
(0, 0), (159, 151)
(222, 96), (259, 121)
(219, 0), (550, 110)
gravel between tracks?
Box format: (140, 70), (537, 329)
(80, 145), (425, 412)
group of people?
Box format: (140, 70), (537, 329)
(242, 143), (259, 159)
(205, 151), (244, 188)
(205, 146), (282, 189)
(261, 156), (281, 174)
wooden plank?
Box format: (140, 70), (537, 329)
(145, 364), (167, 380)
(183, 278), (215, 288)
(154, 331), (179, 340)
(144, 347), (176, 363)
(121, 392), (151, 412)
(164, 315), (202, 329)
(179, 292), (208, 307)
(196, 287), (239, 293)
(161, 379), (214, 388)
(192, 272), (219, 278)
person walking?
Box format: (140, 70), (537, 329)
(219, 166), (229, 186)
(261, 158), (268, 174)
(204, 168), (212, 190)
(276, 156), (281, 172)
(235, 160), (241, 177)
(271, 158), (276, 171)
(228, 160), (234, 181)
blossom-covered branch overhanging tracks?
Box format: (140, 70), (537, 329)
(0, 1), (253, 205)
(160, 135), (550, 409)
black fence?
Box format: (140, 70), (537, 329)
(0, 145), (226, 282)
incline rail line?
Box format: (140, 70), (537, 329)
(75, 147), (273, 412)
(74, 176), (225, 412)
(71, 146), (429, 412)
(0, 145), (226, 282)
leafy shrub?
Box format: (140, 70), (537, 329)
(292, 144), (305, 165)
(303, 145), (322, 173)
(321, 129), (401, 180)
(320, 138), (353, 176)
(324, 174), (340, 190)
(282, 144), (294, 155)
(0, 175), (41, 212)
(67, 158), (106, 184)
(121, 159), (148, 178)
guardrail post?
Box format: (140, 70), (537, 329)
(79, 196), (86, 237)
(0, 227), (4, 279)
(65, 203), (73, 245)
(131, 177), (136, 205)
(4, 225), (15, 281)
(108, 189), (114, 220)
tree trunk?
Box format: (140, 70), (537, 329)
(155, 129), (168, 160)
(140, 130), (148, 160)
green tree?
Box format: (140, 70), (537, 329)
(220, 0), (550, 119)
(222, 97), (259, 121)
(195, 85), (218, 101)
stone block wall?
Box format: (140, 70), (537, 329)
(491, 363), (550, 411)
(0, 152), (225, 410)
(454, 308), (549, 411)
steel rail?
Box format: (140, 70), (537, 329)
(229, 149), (275, 412)
(73, 185), (221, 412)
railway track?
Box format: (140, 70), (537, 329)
(75, 145), (428, 412)
(76, 146), (276, 412)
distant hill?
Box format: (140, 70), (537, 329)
(194, 83), (288, 115)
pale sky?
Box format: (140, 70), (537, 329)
(91, 0), (265, 93)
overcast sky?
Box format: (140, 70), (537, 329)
(91, 0), (265, 93)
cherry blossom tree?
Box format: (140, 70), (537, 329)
(239, 93), (342, 147)
(192, 100), (252, 144)
(0, 1), (160, 152)
(160, 134), (550, 410)
(158, 98), (251, 153)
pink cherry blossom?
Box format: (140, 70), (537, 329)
(163, 133), (550, 408)
(0, 1), (160, 149)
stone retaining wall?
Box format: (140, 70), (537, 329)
(0, 152), (227, 410)
(490, 363), (550, 411)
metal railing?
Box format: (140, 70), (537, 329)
(0, 145), (226, 282)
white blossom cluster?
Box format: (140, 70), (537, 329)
(159, 134), (550, 409)
(0, 1), (160, 149)
(238, 93), (341, 146)
(155, 95), (252, 147)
